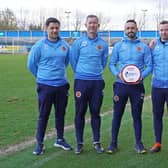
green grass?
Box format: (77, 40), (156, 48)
(0, 55), (75, 147)
(0, 54), (151, 148)
(1, 98), (168, 168)
(1, 54), (164, 168)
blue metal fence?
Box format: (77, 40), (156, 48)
(0, 30), (159, 38)
(0, 30), (159, 54)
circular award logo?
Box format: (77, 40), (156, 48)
(121, 65), (141, 84)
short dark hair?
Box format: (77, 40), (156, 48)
(160, 20), (168, 25)
(45, 17), (60, 26)
(125, 19), (137, 25)
(86, 14), (99, 22)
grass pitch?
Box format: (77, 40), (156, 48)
(1, 54), (159, 168)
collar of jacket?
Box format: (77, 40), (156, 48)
(84, 34), (99, 42)
(159, 38), (168, 45)
(122, 37), (140, 43)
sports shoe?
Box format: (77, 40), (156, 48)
(33, 143), (45, 155)
(54, 138), (72, 151)
(74, 144), (83, 154)
(94, 143), (104, 154)
(134, 142), (147, 154)
(106, 143), (118, 154)
(150, 143), (161, 153)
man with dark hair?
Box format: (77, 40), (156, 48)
(107, 19), (152, 154)
(70, 14), (108, 154)
(27, 17), (72, 155)
(150, 20), (168, 153)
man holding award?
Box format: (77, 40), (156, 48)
(107, 20), (152, 154)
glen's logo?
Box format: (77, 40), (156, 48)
(62, 46), (66, 51)
(97, 45), (102, 50)
(137, 47), (142, 51)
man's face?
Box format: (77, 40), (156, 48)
(125, 22), (137, 39)
(85, 17), (100, 35)
(46, 22), (60, 41)
(160, 23), (168, 41)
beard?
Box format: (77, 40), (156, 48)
(127, 32), (136, 39)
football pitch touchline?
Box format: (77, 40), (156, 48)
(30, 121), (110, 168)
(31, 150), (65, 168)
(31, 137), (97, 168)
(0, 124), (73, 156)
(29, 113), (136, 168)
(0, 96), (151, 156)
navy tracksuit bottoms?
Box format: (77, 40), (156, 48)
(152, 87), (168, 143)
(36, 83), (69, 144)
(74, 79), (105, 144)
(111, 82), (145, 145)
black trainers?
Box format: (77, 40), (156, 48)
(74, 144), (83, 154)
(94, 143), (104, 154)
(106, 143), (118, 154)
(134, 142), (147, 154)
(33, 143), (45, 155)
(54, 138), (72, 151)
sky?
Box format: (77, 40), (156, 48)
(0, 0), (168, 30)
(0, 0), (157, 14)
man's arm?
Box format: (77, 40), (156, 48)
(109, 43), (120, 77)
(142, 45), (152, 79)
(102, 44), (109, 69)
(70, 40), (80, 72)
(27, 44), (41, 77)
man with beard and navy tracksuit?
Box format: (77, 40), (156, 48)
(70, 14), (108, 154)
(27, 17), (72, 155)
(107, 19), (152, 154)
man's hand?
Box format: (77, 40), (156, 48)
(149, 39), (156, 49)
(119, 73), (142, 84)
(118, 73), (123, 81)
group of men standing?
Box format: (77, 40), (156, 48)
(27, 15), (168, 155)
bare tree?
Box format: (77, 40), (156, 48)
(97, 13), (111, 30)
(0, 8), (18, 30)
(44, 8), (66, 30)
(72, 10), (84, 31)
(17, 9), (29, 30)
(28, 23), (42, 30)
(39, 8), (46, 30)
(154, 0), (168, 30)
(27, 8), (46, 31)
(126, 11), (146, 31)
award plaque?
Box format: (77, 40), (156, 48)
(121, 65), (141, 84)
